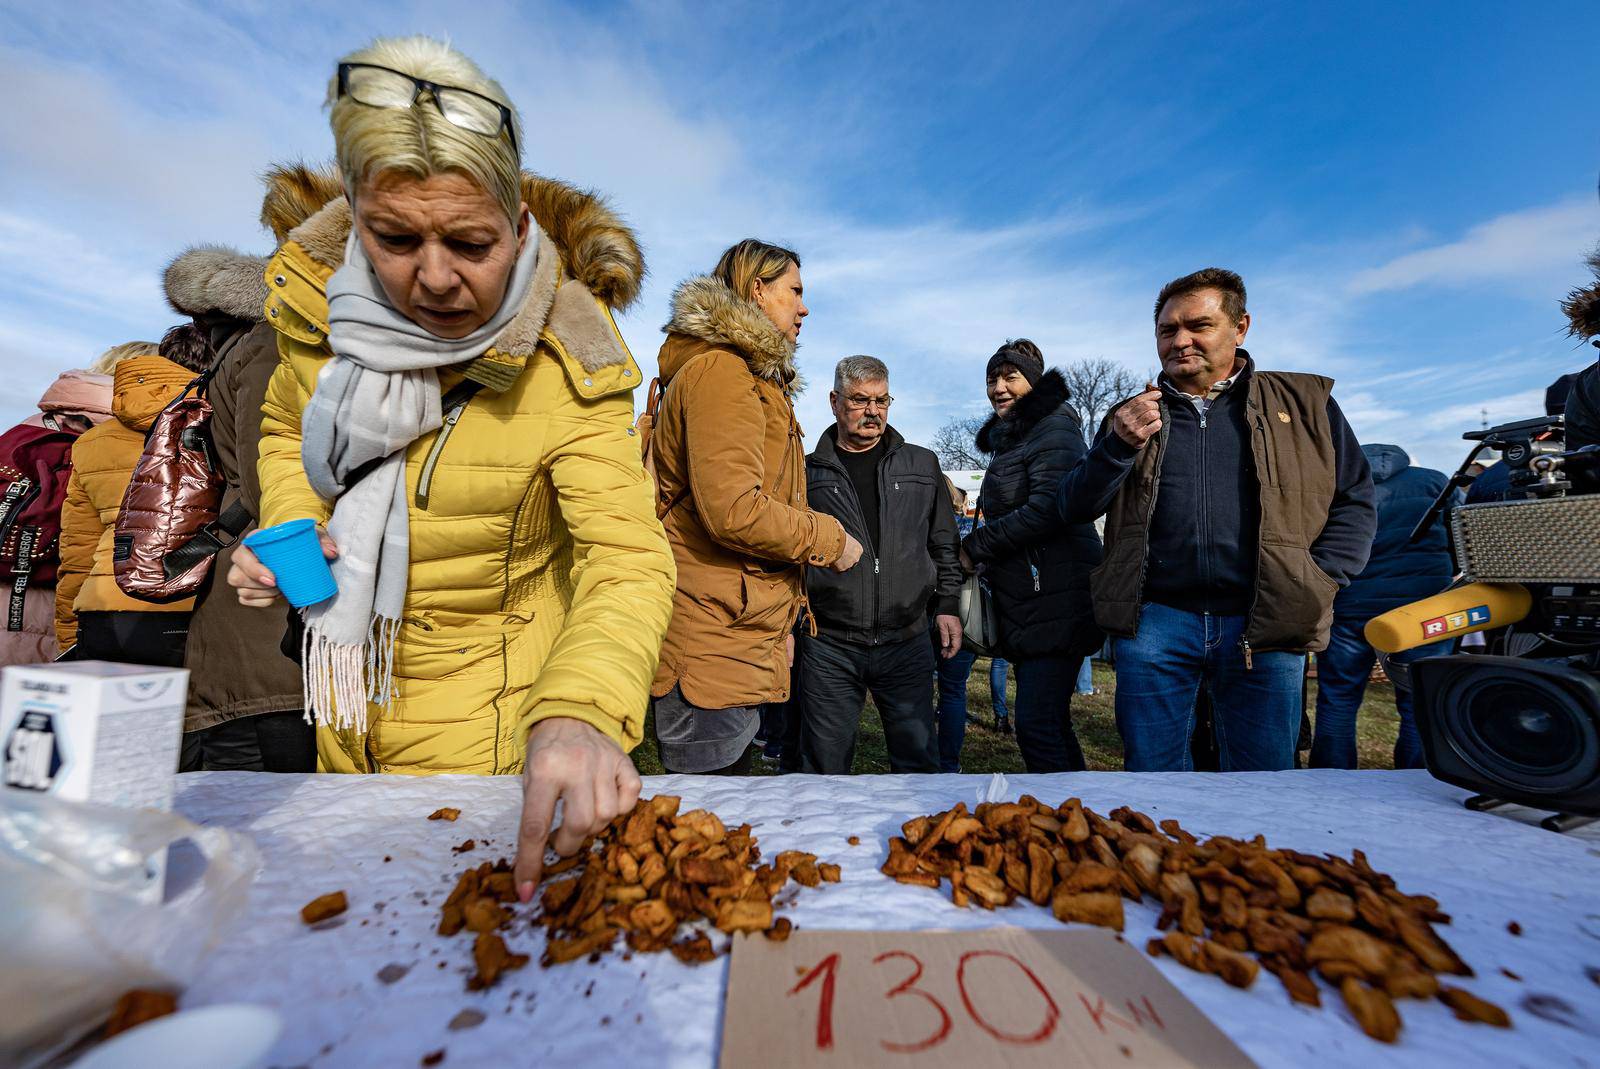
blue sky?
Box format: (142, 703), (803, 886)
(3, 1), (1597, 474)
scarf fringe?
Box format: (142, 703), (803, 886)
(301, 612), (402, 734)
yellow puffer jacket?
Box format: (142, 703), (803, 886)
(256, 175), (675, 775)
(55, 356), (197, 649)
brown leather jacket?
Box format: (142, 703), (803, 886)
(649, 276), (845, 709)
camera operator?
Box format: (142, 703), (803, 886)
(1560, 246), (1600, 458)
(1564, 366), (1600, 456)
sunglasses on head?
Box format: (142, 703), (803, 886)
(337, 62), (518, 155)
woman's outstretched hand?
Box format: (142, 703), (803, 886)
(513, 717), (642, 901)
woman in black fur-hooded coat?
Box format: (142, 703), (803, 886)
(962, 340), (1103, 771)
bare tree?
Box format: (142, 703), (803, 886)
(1061, 357), (1143, 438)
(929, 415), (989, 469)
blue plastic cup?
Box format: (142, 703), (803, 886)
(243, 518), (337, 608)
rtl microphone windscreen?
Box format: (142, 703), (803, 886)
(1365, 582), (1532, 654)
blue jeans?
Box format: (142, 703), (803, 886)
(933, 652), (1014, 773)
(1311, 615), (1450, 770)
(1076, 657), (1095, 694)
(1012, 656), (1086, 772)
(1113, 603), (1305, 772)
(990, 658), (1010, 720)
(935, 646), (976, 773)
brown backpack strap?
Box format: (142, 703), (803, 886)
(637, 376), (689, 520)
(159, 498), (254, 581)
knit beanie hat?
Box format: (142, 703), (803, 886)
(985, 338), (1045, 386)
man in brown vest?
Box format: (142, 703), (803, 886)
(1058, 268), (1375, 772)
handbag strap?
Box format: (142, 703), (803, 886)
(159, 498), (254, 581)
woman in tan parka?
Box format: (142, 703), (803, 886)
(227, 36), (674, 897)
(649, 240), (863, 774)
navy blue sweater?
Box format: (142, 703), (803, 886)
(1058, 356), (1375, 617)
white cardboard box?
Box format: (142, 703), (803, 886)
(1, 661), (187, 811)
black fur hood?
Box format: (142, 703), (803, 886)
(976, 369), (1073, 454)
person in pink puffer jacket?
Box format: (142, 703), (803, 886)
(0, 366), (118, 667)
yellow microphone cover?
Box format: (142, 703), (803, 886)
(1364, 583), (1533, 654)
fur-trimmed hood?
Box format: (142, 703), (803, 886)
(659, 274), (798, 388)
(977, 368), (1073, 454)
(164, 244), (271, 322)
(260, 162), (344, 243)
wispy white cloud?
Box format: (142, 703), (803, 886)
(782, 210), (1156, 439)
(1347, 199), (1597, 298)
(0, 213), (164, 321)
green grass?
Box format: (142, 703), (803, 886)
(633, 660), (1402, 775)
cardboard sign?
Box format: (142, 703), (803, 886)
(720, 928), (1254, 1068)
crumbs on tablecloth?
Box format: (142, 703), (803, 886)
(376, 963), (411, 984)
(301, 891), (348, 925)
(448, 1008), (486, 1031)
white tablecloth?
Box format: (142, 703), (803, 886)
(173, 770), (1600, 1068)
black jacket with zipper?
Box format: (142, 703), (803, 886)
(805, 425), (962, 646)
(963, 370), (1104, 661)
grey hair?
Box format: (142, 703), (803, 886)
(833, 354), (889, 394)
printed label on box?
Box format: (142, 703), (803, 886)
(4, 707), (64, 791)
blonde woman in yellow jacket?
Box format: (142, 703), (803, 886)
(228, 36), (673, 897)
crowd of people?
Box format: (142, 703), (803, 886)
(2, 34), (1523, 896)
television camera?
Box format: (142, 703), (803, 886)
(1368, 408), (1600, 831)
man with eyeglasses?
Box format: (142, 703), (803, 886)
(798, 355), (962, 773)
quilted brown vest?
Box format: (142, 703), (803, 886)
(1090, 370), (1339, 653)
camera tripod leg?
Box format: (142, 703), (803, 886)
(1539, 812), (1598, 833)
(1464, 794), (1511, 812)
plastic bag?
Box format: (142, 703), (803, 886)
(977, 772), (1010, 806)
(0, 787), (260, 1068)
